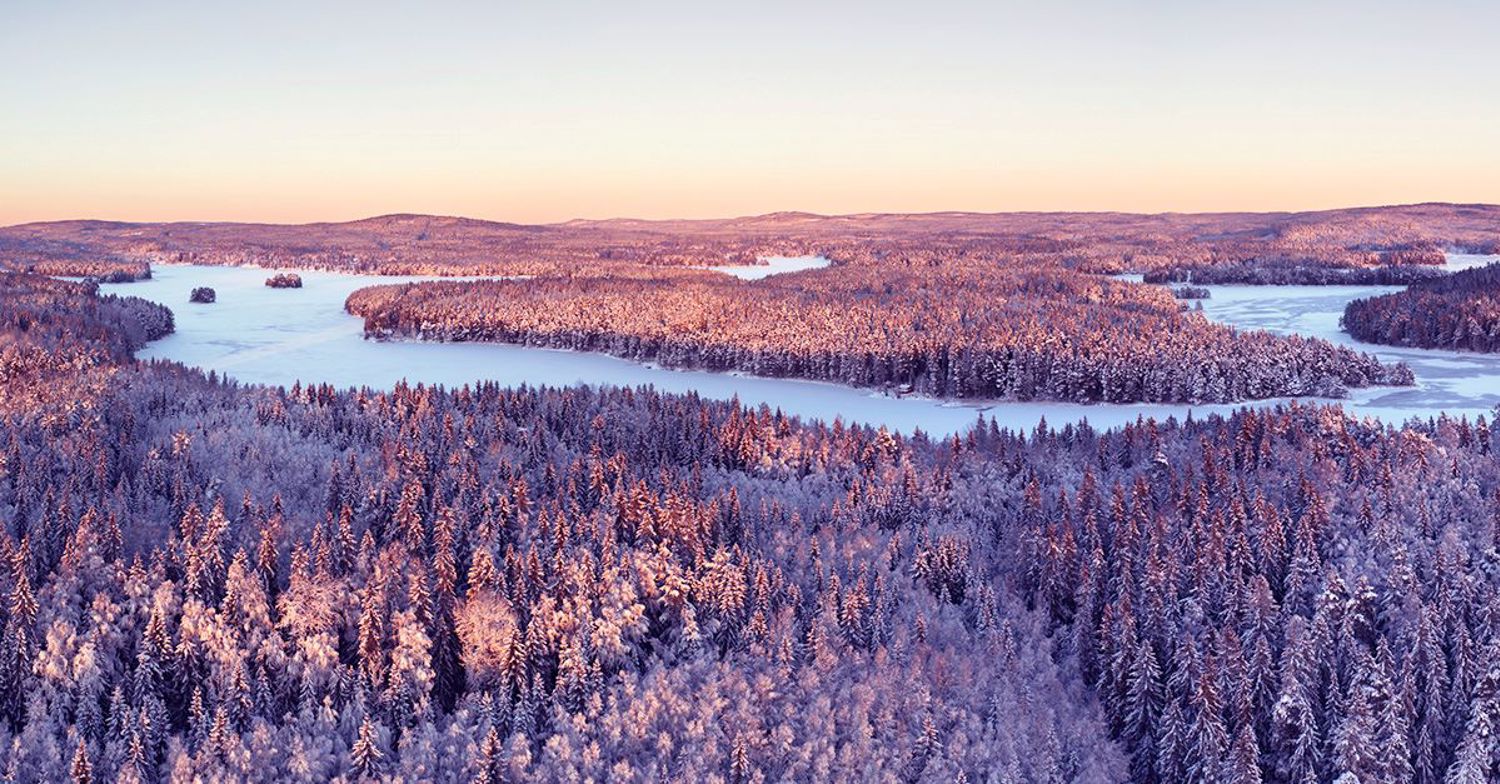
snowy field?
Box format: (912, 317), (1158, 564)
(100, 255), (1500, 437)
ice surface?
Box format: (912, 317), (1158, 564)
(100, 256), (1500, 437)
(1193, 257), (1500, 424)
(701, 255), (831, 279)
(1443, 252), (1500, 272)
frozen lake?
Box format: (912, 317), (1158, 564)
(1196, 284), (1500, 423)
(1444, 252), (1500, 272)
(1186, 253), (1500, 422)
(106, 263), (1011, 436)
(701, 255), (831, 279)
(100, 255), (1500, 437)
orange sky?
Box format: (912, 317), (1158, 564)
(3, 2), (1497, 225)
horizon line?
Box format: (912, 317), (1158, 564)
(5, 200), (1497, 232)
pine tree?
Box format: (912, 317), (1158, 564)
(188, 687), (209, 748)
(1271, 660), (1319, 784)
(1444, 710), (1492, 784)
(351, 715), (383, 778)
(1157, 696), (1189, 783)
(474, 726), (505, 784)
(1124, 639), (1163, 780)
(906, 714), (941, 781)
(1186, 662), (1230, 782)
(1443, 641), (1500, 784)
(1372, 642), (1413, 783)
(335, 504), (358, 575)
(0, 538), (37, 729)
(1333, 647), (1383, 782)
(1412, 612), (1449, 784)
(1225, 723), (1262, 784)
(357, 579), (387, 688)
(728, 734), (752, 784)
(395, 480), (426, 554)
(69, 740), (91, 784)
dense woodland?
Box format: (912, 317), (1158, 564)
(1343, 264), (1500, 352)
(3, 266), (1500, 782)
(2, 272), (1126, 782)
(3, 204), (1499, 279)
(347, 260), (1410, 405)
(1144, 264), (1448, 287)
(0, 275), (171, 387)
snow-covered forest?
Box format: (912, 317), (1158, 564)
(1343, 263), (1500, 352)
(1144, 264), (1448, 287)
(5, 205), (1499, 281)
(4, 266), (1500, 782)
(346, 261), (1410, 406)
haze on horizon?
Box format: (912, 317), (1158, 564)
(3, 0), (1498, 226)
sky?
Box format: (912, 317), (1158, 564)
(2, 1), (1497, 225)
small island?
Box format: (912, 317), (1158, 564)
(189, 286), (217, 303)
(1171, 285), (1210, 300)
(265, 273), (303, 288)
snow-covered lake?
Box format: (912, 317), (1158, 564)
(1443, 252), (1500, 272)
(1196, 283), (1500, 423)
(105, 263), (1013, 436)
(701, 255), (831, 279)
(1185, 253), (1500, 423)
(100, 255), (1500, 437)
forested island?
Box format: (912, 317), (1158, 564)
(1172, 285), (1211, 300)
(1343, 263), (1500, 352)
(2, 265), (1500, 782)
(347, 263), (1411, 405)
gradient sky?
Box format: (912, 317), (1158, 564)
(2, 1), (1498, 225)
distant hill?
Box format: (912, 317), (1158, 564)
(2, 203), (1498, 277)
